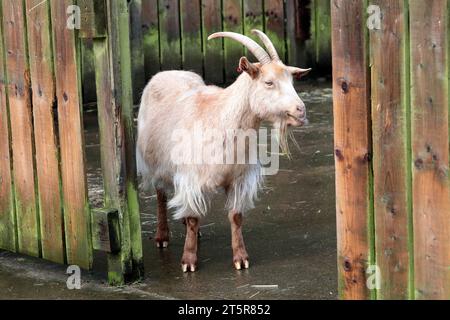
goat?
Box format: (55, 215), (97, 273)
(137, 30), (311, 272)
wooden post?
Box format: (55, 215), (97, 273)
(0, 0), (17, 253)
(202, 0), (224, 84)
(84, 0), (144, 284)
(50, 0), (93, 269)
(25, 0), (65, 264)
(180, 0), (203, 75)
(2, 0), (40, 258)
(331, 0), (374, 300)
(223, 0), (243, 82)
(159, 0), (182, 70)
(369, 0), (412, 300)
(409, 0), (450, 300)
(141, 0), (161, 79)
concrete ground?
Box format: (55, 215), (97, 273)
(0, 82), (336, 300)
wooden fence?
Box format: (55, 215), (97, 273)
(332, 0), (450, 300)
(0, 0), (143, 285)
(81, 0), (332, 104)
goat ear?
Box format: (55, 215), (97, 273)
(238, 57), (260, 79)
(288, 67), (312, 80)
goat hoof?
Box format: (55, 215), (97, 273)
(182, 264), (197, 273)
(234, 259), (250, 270)
(156, 241), (169, 248)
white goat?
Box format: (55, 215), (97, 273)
(137, 30), (310, 272)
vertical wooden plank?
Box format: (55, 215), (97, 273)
(410, 0), (450, 300)
(201, 0), (224, 84)
(223, 0), (243, 82)
(50, 0), (92, 269)
(159, 0), (181, 70)
(311, 0), (331, 66)
(141, 0), (161, 79)
(96, 0), (143, 285)
(25, 0), (65, 264)
(370, 0), (412, 299)
(2, 0), (40, 257)
(331, 0), (373, 300)
(180, 0), (203, 75)
(243, 0), (263, 57)
(0, 0), (17, 252)
(129, 0), (146, 103)
(264, 0), (286, 61)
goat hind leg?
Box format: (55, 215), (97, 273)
(155, 189), (170, 248)
(229, 210), (249, 270)
(181, 217), (199, 272)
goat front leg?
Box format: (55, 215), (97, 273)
(229, 210), (249, 270)
(181, 217), (199, 272)
(155, 189), (170, 248)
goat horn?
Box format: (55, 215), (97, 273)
(251, 29), (280, 61)
(208, 32), (271, 65)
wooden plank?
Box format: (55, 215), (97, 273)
(50, 0), (92, 269)
(331, 0), (373, 300)
(91, 208), (121, 254)
(2, 0), (39, 257)
(141, 0), (161, 79)
(25, 0), (65, 264)
(201, 0), (224, 84)
(311, 0), (331, 67)
(223, 0), (243, 82)
(0, 0), (17, 252)
(159, 0), (181, 70)
(129, 0), (146, 103)
(264, 0), (286, 61)
(94, 0), (143, 285)
(180, 0), (203, 75)
(409, 0), (450, 300)
(243, 0), (263, 58)
(369, 0), (412, 299)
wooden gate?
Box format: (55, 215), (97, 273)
(332, 0), (450, 300)
(0, 0), (143, 285)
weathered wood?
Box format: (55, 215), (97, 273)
(311, 0), (331, 68)
(159, 0), (181, 70)
(92, 208), (121, 253)
(223, 0), (243, 82)
(2, 0), (39, 257)
(409, 0), (450, 300)
(0, 0), (16, 252)
(79, 0), (107, 39)
(141, 0), (160, 79)
(202, 0), (224, 84)
(129, 0), (146, 103)
(331, 0), (373, 300)
(180, 0), (203, 75)
(25, 0), (65, 264)
(264, 0), (286, 61)
(243, 0), (263, 58)
(51, 0), (92, 269)
(369, 0), (412, 300)
(95, 0), (143, 285)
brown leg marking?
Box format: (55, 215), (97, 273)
(181, 217), (199, 272)
(155, 189), (170, 248)
(229, 211), (249, 270)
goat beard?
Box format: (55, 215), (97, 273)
(273, 119), (300, 160)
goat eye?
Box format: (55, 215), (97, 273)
(265, 81), (274, 87)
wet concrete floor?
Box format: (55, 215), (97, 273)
(0, 81), (336, 300)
